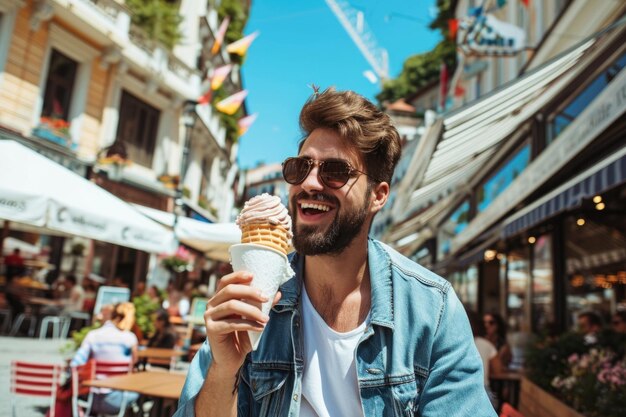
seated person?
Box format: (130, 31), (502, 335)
(146, 309), (179, 369)
(70, 303), (139, 415)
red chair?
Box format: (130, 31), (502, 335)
(70, 360), (95, 417)
(500, 402), (525, 417)
(10, 361), (63, 417)
(81, 360), (133, 417)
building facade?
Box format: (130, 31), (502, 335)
(384, 0), (626, 338)
(0, 0), (246, 287)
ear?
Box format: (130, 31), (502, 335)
(370, 181), (389, 214)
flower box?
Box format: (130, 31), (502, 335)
(519, 376), (586, 417)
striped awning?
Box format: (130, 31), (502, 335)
(503, 145), (626, 238)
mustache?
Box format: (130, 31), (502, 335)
(293, 191), (339, 205)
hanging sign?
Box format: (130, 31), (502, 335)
(460, 13), (526, 56)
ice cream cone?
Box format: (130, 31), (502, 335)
(240, 223), (290, 255)
(229, 243), (294, 350)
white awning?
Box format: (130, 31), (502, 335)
(133, 205), (240, 262)
(424, 40), (594, 185)
(0, 141), (176, 254)
(401, 39), (595, 220)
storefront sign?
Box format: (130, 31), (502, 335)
(451, 66), (626, 254)
(461, 14), (526, 55)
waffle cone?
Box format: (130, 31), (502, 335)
(240, 224), (289, 255)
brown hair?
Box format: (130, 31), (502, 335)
(298, 87), (401, 184)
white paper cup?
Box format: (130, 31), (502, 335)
(229, 243), (295, 350)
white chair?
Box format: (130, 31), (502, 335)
(39, 315), (68, 339)
(9, 312), (38, 337)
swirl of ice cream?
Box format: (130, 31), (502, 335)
(236, 193), (292, 238)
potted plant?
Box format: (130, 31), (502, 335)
(33, 117), (74, 148)
(522, 330), (626, 417)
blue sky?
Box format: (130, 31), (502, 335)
(238, 0), (441, 169)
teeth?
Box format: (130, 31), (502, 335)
(300, 203), (330, 212)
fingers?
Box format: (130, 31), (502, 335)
(272, 291), (282, 308)
(206, 317), (266, 335)
(210, 298), (270, 323)
(216, 270), (253, 292)
(210, 283), (268, 307)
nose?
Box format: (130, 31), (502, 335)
(300, 163), (324, 193)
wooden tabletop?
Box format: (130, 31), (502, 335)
(137, 347), (186, 359)
(83, 371), (186, 400)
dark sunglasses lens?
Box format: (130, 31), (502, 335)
(283, 158), (310, 184)
(320, 160), (351, 188)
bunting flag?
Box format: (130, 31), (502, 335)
(448, 19), (459, 39)
(468, 6), (483, 17)
(211, 16), (230, 55)
(197, 89), (212, 105)
(521, 0), (530, 7)
(497, 0), (507, 7)
(226, 31), (260, 56)
(210, 64), (233, 90)
(215, 90), (248, 115)
(454, 80), (466, 97)
(237, 113), (258, 136)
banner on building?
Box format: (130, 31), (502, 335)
(211, 64), (233, 90)
(460, 13), (526, 56)
(215, 90), (248, 115)
(226, 31), (259, 56)
(211, 16), (231, 55)
(238, 113), (258, 136)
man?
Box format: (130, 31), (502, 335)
(577, 311), (603, 344)
(4, 248), (25, 280)
(175, 88), (496, 416)
(611, 311), (626, 334)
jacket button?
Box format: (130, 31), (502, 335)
(293, 394), (299, 401)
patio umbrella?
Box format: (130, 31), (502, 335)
(132, 204), (240, 262)
(0, 140), (176, 254)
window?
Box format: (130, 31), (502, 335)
(476, 144), (530, 214)
(531, 234), (554, 332)
(41, 49), (78, 121)
(116, 91), (160, 167)
(507, 248), (531, 332)
(437, 199), (470, 261)
(449, 265), (479, 311)
(547, 51), (626, 145)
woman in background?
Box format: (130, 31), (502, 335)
(70, 302), (139, 415)
(484, 312), (513, 368)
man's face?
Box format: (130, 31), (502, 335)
(288, 128), (374, 256)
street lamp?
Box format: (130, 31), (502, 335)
(173, 100), (198, 232)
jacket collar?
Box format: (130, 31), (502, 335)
(274, 239), (394, 329)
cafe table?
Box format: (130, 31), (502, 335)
(83, 371), (186, 416)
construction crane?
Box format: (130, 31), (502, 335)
(325, 0), (389, 81)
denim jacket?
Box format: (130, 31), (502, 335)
(175, 239), (497, 417)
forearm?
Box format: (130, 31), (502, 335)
(194, 363), (239, 417)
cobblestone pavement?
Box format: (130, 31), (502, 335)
(0, 337), (69, 417)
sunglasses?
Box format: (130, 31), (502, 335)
(282, 157), (372, 189)
(484, 320), (495, 325)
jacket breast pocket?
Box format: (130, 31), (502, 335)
(240, 366), (290, 417)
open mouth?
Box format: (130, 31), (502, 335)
(298, 201), (334, 222)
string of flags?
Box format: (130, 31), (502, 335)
(198, 18), (261, 136)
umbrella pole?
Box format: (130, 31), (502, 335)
(0, 220), (9, 256)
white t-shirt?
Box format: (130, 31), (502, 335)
(474, 336), (497, 386)
(300, 286), (368, 417)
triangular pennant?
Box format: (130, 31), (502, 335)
(198, 89), (212, 105)
(211, 16), (231, 55)
(210, 64), (233, 90)
(215, 90), (248, 115)
(448, 19), (459, 39)
(237, 113), (258, 136)
(226, 31), (260, 57)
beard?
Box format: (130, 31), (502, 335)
(290, 187), (371, 256)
